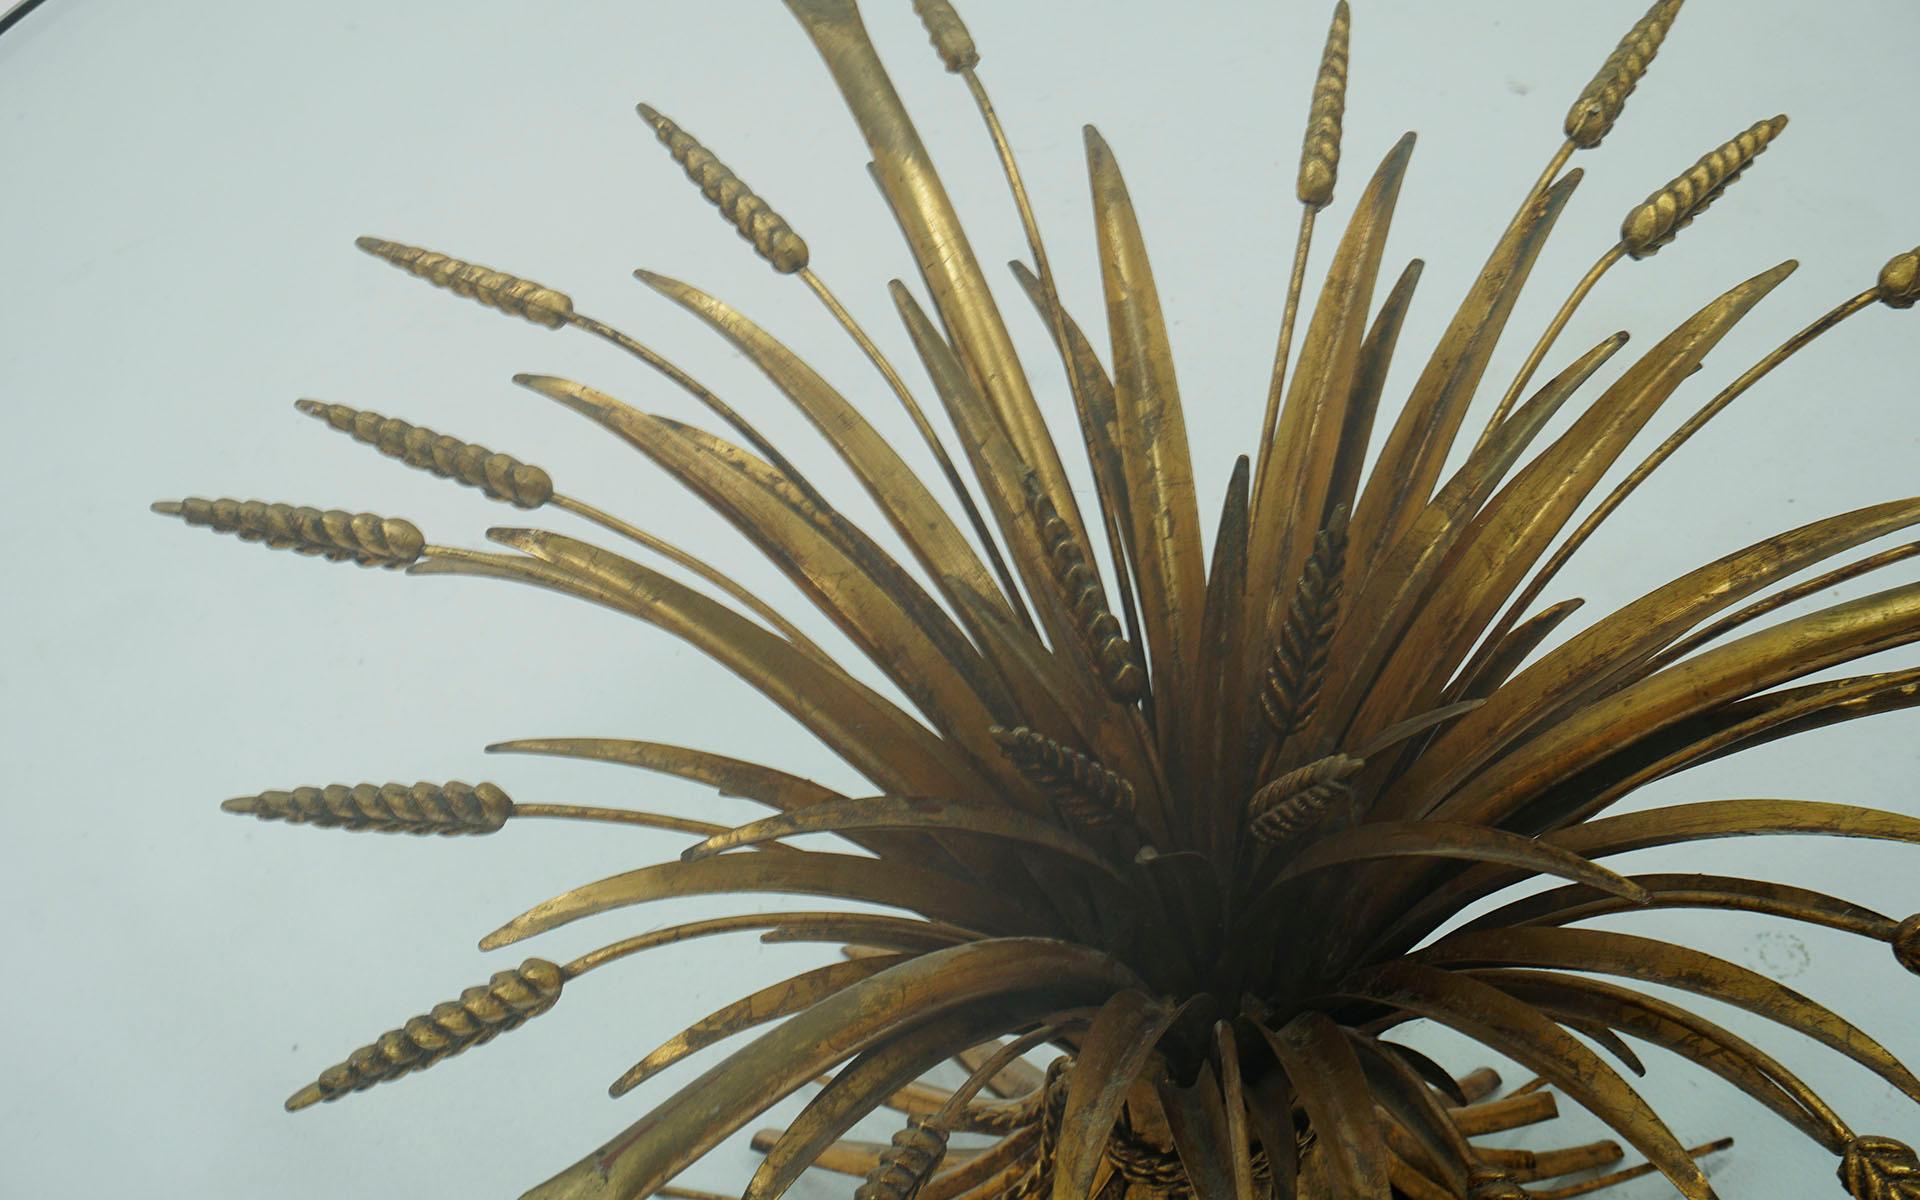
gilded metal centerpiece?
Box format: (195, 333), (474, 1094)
(157, 2), (1920, 1198)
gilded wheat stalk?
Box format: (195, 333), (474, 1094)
(634, 103), (808, 273)
(989, 726), (1135, 830)
(1257, 2), (1348, 503)
(1482, 0), (1691, 449)
(908, 1), (1133, 649)
(284, 958), (564, 1111)
(1564, 0), (1685, 150)
(1620, 115), (1788, 258)
(630, 103), (1025, 620)
(354, 236), (575, 326)
(222, 781), (514, 835)
(1481, 114), (1787, 440)
(1029, 480), (1145, 702)
(1260, 505), (1349, 748)
(150, 498), (426, 568)
(1489, 253), (1902, 652)
(1295, 0), (1349, 210)
(289, 396), (821, 656)
(353, 238), (810, 495)
(218, 780), (713, 839)
(1246, 753), (1364, 847)
(295, 400), (554, 509)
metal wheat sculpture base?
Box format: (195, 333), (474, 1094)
(157, 2), (1920, 1197)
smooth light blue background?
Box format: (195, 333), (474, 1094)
(4, 1), (1919, 1196)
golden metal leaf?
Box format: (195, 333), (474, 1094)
(1419, 927), (1920, 1104)
(1085, 125), (1208, 774)
(1249, 1013), (1389, 1198)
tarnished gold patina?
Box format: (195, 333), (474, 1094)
(157, 2), (1920, 1198)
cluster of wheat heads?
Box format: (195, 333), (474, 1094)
(154, 1), (1920, 1198)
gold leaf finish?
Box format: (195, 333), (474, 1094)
(221, 781), (513, 835)
(1260, 505), (1348, 748)
(1296, 2), (1350, 207)
(911, 0), (977, 73)
(1030, 481), (1146, 703)
(990, 726), (1136, 829)
(1838, 1135), (1920, 1200)
(1564, 0), (1685, 149)
(1246, 753), (1362, 847)
(156, 4), (1920, 1199)
(353, 236), (575, 327)
(1620, 115), (1788, 258)
(296, 400), (555, 509)
(855, 1118), (951, 1200)
(634, 104), (810, 274)
(285, 959), (562, 1111)
(1895, 915), (1920, 976)
(1879, 247), (1920, 308)
(152, 497), (425, 567)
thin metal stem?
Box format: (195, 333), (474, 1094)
(962, 65), (1145, 663)
(1651, 538), (1920, 670)
(1473, 242), (1625, 453)
(1255, 205), (1319, 506)
(1488, 288), (1879, 653)
(796, 266), (1032, 632)
(513, 802), (732, 840)
(934, 1019), (1081, 1120)
(549, 492), (829, 661)
(561, 913), (810, 979)
(564, 312), (825, 503)
(1534, 138), (1577, 197)
(1529, 1139), (1733, 1199)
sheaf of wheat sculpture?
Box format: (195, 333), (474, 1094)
(155, 2), (1920, 1198)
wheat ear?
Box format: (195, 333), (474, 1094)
(284, 958), (563, 1111)
(221, 781), (513, 835)
(1246, 754), (1364, 847)
(151, 498), (424, 567)
(353, 236), (574, 328)
(989, 725), (1135, 829)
